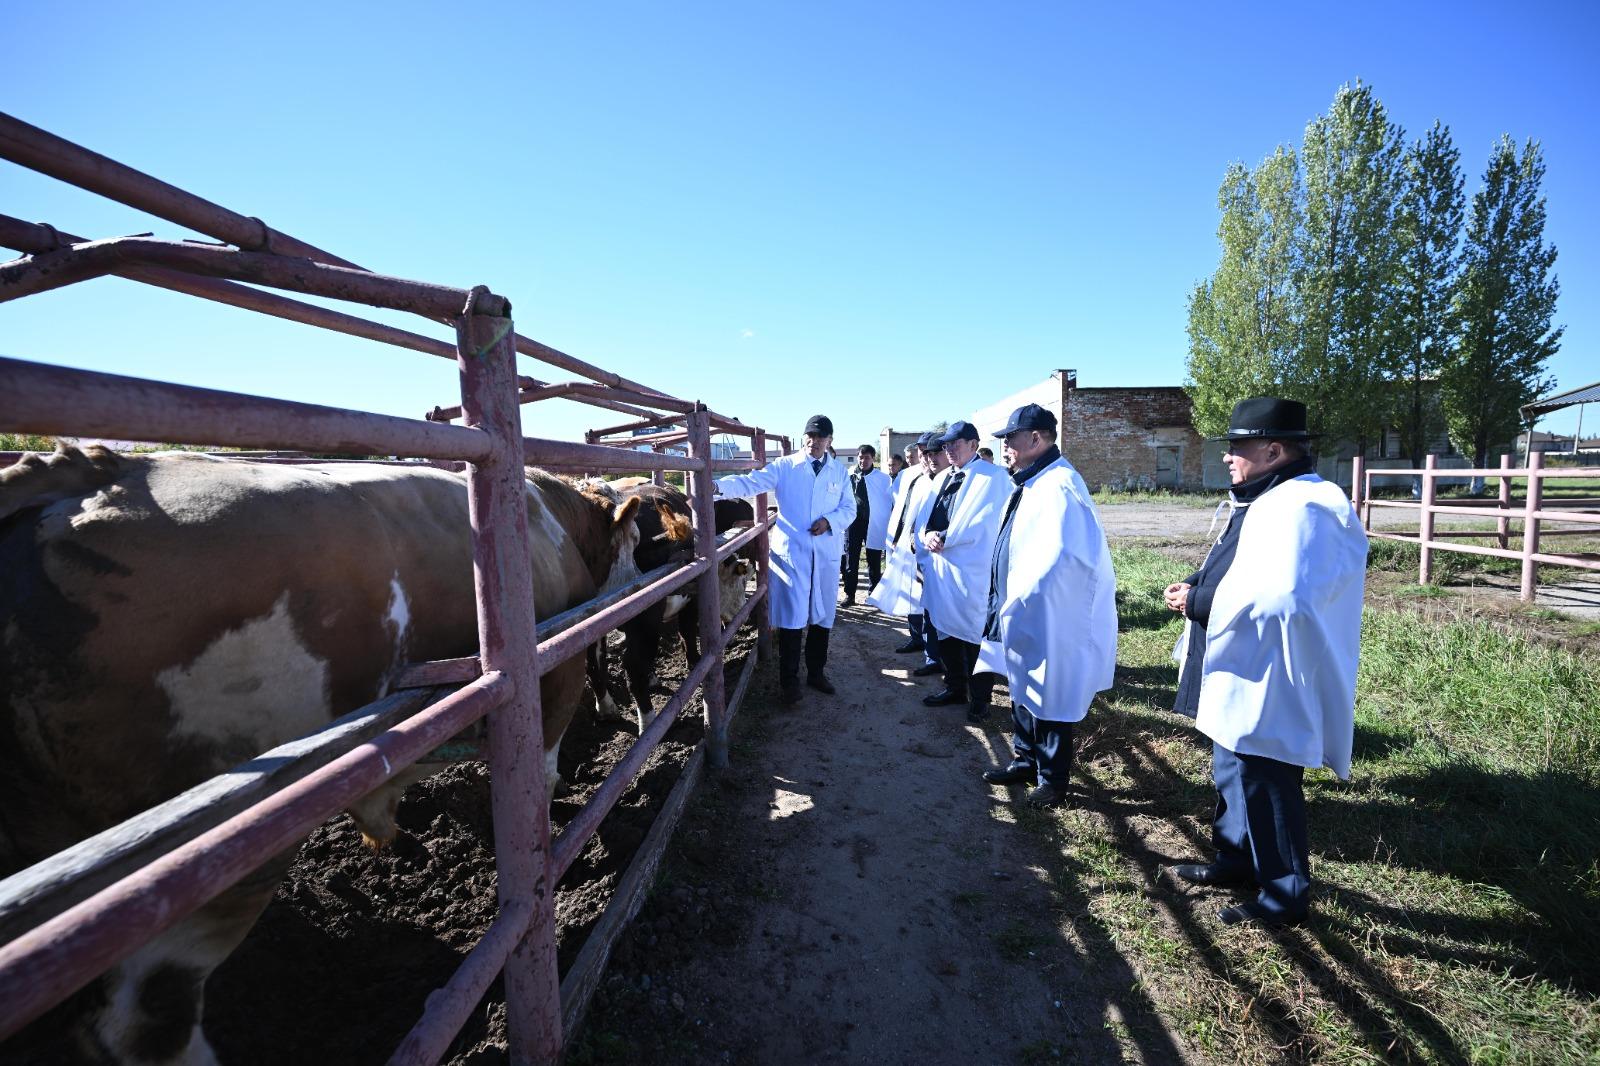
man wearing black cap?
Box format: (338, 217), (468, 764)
(976, 403), (1117, 807)
(1162, 397), (1366, 927)
(715, 415), (856, 704)
(916, 420), (1011, 723)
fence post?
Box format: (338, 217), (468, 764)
(1419, 454), (1438, 585)
(753, 429), (773, 658)
(455, 304), (561, 1063)
(651, 445), (666, 487)
(1497, 453), (1512, 550)
(687, 406), (730, 769)
(1350, 455), (1366, 528)
(1520, 450), (1544, 602)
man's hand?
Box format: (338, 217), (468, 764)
(1163, 582), (1191, 614)
(925, 530), (945, 554)
(809, 517), (831, 536)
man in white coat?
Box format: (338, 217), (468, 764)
(976, 404), (1118, 808)
(869, 436), (941, 666)
(917, 421), (1012, 723)
(841, 444), (894, 606)
(1162, 397), (1367, 928)
(716, 414), (856, 704)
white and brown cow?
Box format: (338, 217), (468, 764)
(0, 444), (640, 1066)
(581, 480), (756, 734)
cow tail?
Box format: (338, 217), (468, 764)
(0, 443), (125, 522)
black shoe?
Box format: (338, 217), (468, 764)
(911, 663), (943, 677)
(1024, 783), (1069, 808)
(842, 596), (855, 607)
(779, 681), (801, 706)
(922, 688), (966, 707)
(806, 674), (836, 695)
(982, 760), (1033, 785)
(1170, 863), (1256, 888)
(893, 640), (925, 654)
(966, 706), (989, 724)
(1218, 901), (1306, 928)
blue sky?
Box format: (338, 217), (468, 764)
(3, 0), (1596, 449)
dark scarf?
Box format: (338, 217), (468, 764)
(984, 445), (1062, 640)
(1230, 454), (1317, 505)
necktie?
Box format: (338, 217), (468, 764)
(812, 458), (824, 475)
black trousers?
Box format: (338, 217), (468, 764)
(777, 625), (830, 686)
(842, 526), (881, 597)
(936, 635), (993, 708)
(1211, 743), (1310, 919)
(1010, 704), (1075, 787)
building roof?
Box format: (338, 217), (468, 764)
(1522, 379), (1600, 419)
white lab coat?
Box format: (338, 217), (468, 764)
(915, 457), (1011, 644)
(1189, 475), (1367, 777)
(975, 457), (1117, 722)
(716, 451), (855, 629)
(855, 467), (895, 550)
(866, 469), (931, 616)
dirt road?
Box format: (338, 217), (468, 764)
(574, 600), (1193, 1064)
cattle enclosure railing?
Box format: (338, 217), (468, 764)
(1351, 453), (1600, 600)
(0, 112), (790, 1063)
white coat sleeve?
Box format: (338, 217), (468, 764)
(716, 462), (783, 499)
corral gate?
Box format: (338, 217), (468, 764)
(0, 111), (786, 1063)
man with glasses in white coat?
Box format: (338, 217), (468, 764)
(716, 414), (856, 705)
(917, 420), (1011, 724)
(976, 403), (1118, 808)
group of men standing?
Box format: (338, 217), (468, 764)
(713, 397), (1367, 929)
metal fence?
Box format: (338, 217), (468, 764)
(0, 111), (786, 1062)
(1352, 453), (1600, 600)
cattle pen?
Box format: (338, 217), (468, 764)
(0, 112), (791, 1063)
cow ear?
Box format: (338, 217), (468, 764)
(612, 495), (642, 530)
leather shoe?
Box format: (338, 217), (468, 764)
(922, 688), (966, 707)
(806, 674), (836, 695)
(911, 663), (942, 677)
(1218, 902), (1306, 928)
(779, 681), (801, 706)
(1170, 863), (1255, 888)
(966, 706), (989, 724)
(841, 595), (855, 607)
(1024, 783), (1069, 808)
(982, 760), (1033, 785)
(893, 640), (925, 654)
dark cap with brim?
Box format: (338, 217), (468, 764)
(936, 420), (980, 445)
(804, 414), (833, 437)
(993, 403), (1057, 437)
(916, 430), (944, 452)
(1208, 397), (1316, 442)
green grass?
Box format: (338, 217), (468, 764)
(1010, 543), (1600, 1064)
(1093, 487), (1222, 508)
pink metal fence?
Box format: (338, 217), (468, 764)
(1352, 453), (1600, 600)
(0, 111), (786, 1062)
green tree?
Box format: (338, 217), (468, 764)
(1392, 121), (1464, 465)
(1442, 136), (1562, 469)
(1295, 82), (1406, 448)
(1184, 147), (1301, 436)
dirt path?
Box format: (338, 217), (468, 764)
(574, 602), (1194, 1065)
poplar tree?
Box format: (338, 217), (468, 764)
(1184, 148), (1301, 436)
(1295, 82), (1405, 447)
(1392, 121), (1464, 465)
(1442, 136), (1562, 469)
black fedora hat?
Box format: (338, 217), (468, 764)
(1210, 397), (1316, 442)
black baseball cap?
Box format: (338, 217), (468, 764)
(993, 403), (1057, 437)
(936, 420), (980, 445)
(804, 414), (834, 437)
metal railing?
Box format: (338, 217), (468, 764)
(0, 111), (786, 1062)
(1352, 453), (1600, 600)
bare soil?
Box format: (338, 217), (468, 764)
(203, 627), (758, 1065)
(567, 603), (1195, 1065)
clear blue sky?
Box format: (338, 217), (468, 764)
(4, 0), (1597, 448)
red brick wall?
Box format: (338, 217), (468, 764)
(1060, 387), (1206, 489)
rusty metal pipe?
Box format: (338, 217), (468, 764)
(533, 558), (711, 677)
(688, 409), (731, 770)
(586, 414), (686, 439)
(0, 236), (508, 319)
(522, 436), (700, 473)
(0, 356), (492, 462)
(0, 111), (363, 268)
(0, 671), (512, 1042)
(427, 382), (660, 425)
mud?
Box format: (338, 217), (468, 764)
(203, 625), (758, 1065)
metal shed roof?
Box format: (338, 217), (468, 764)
(1521, 379), (1600, 419)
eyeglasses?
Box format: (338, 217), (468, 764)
(1224, 439), (1274, 456)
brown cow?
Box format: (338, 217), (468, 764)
(0, 445), (640, 1066)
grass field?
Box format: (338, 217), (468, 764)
(1015, 543), (1600, 1064)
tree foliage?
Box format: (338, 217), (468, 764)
(1442, 136), (1563, 466)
